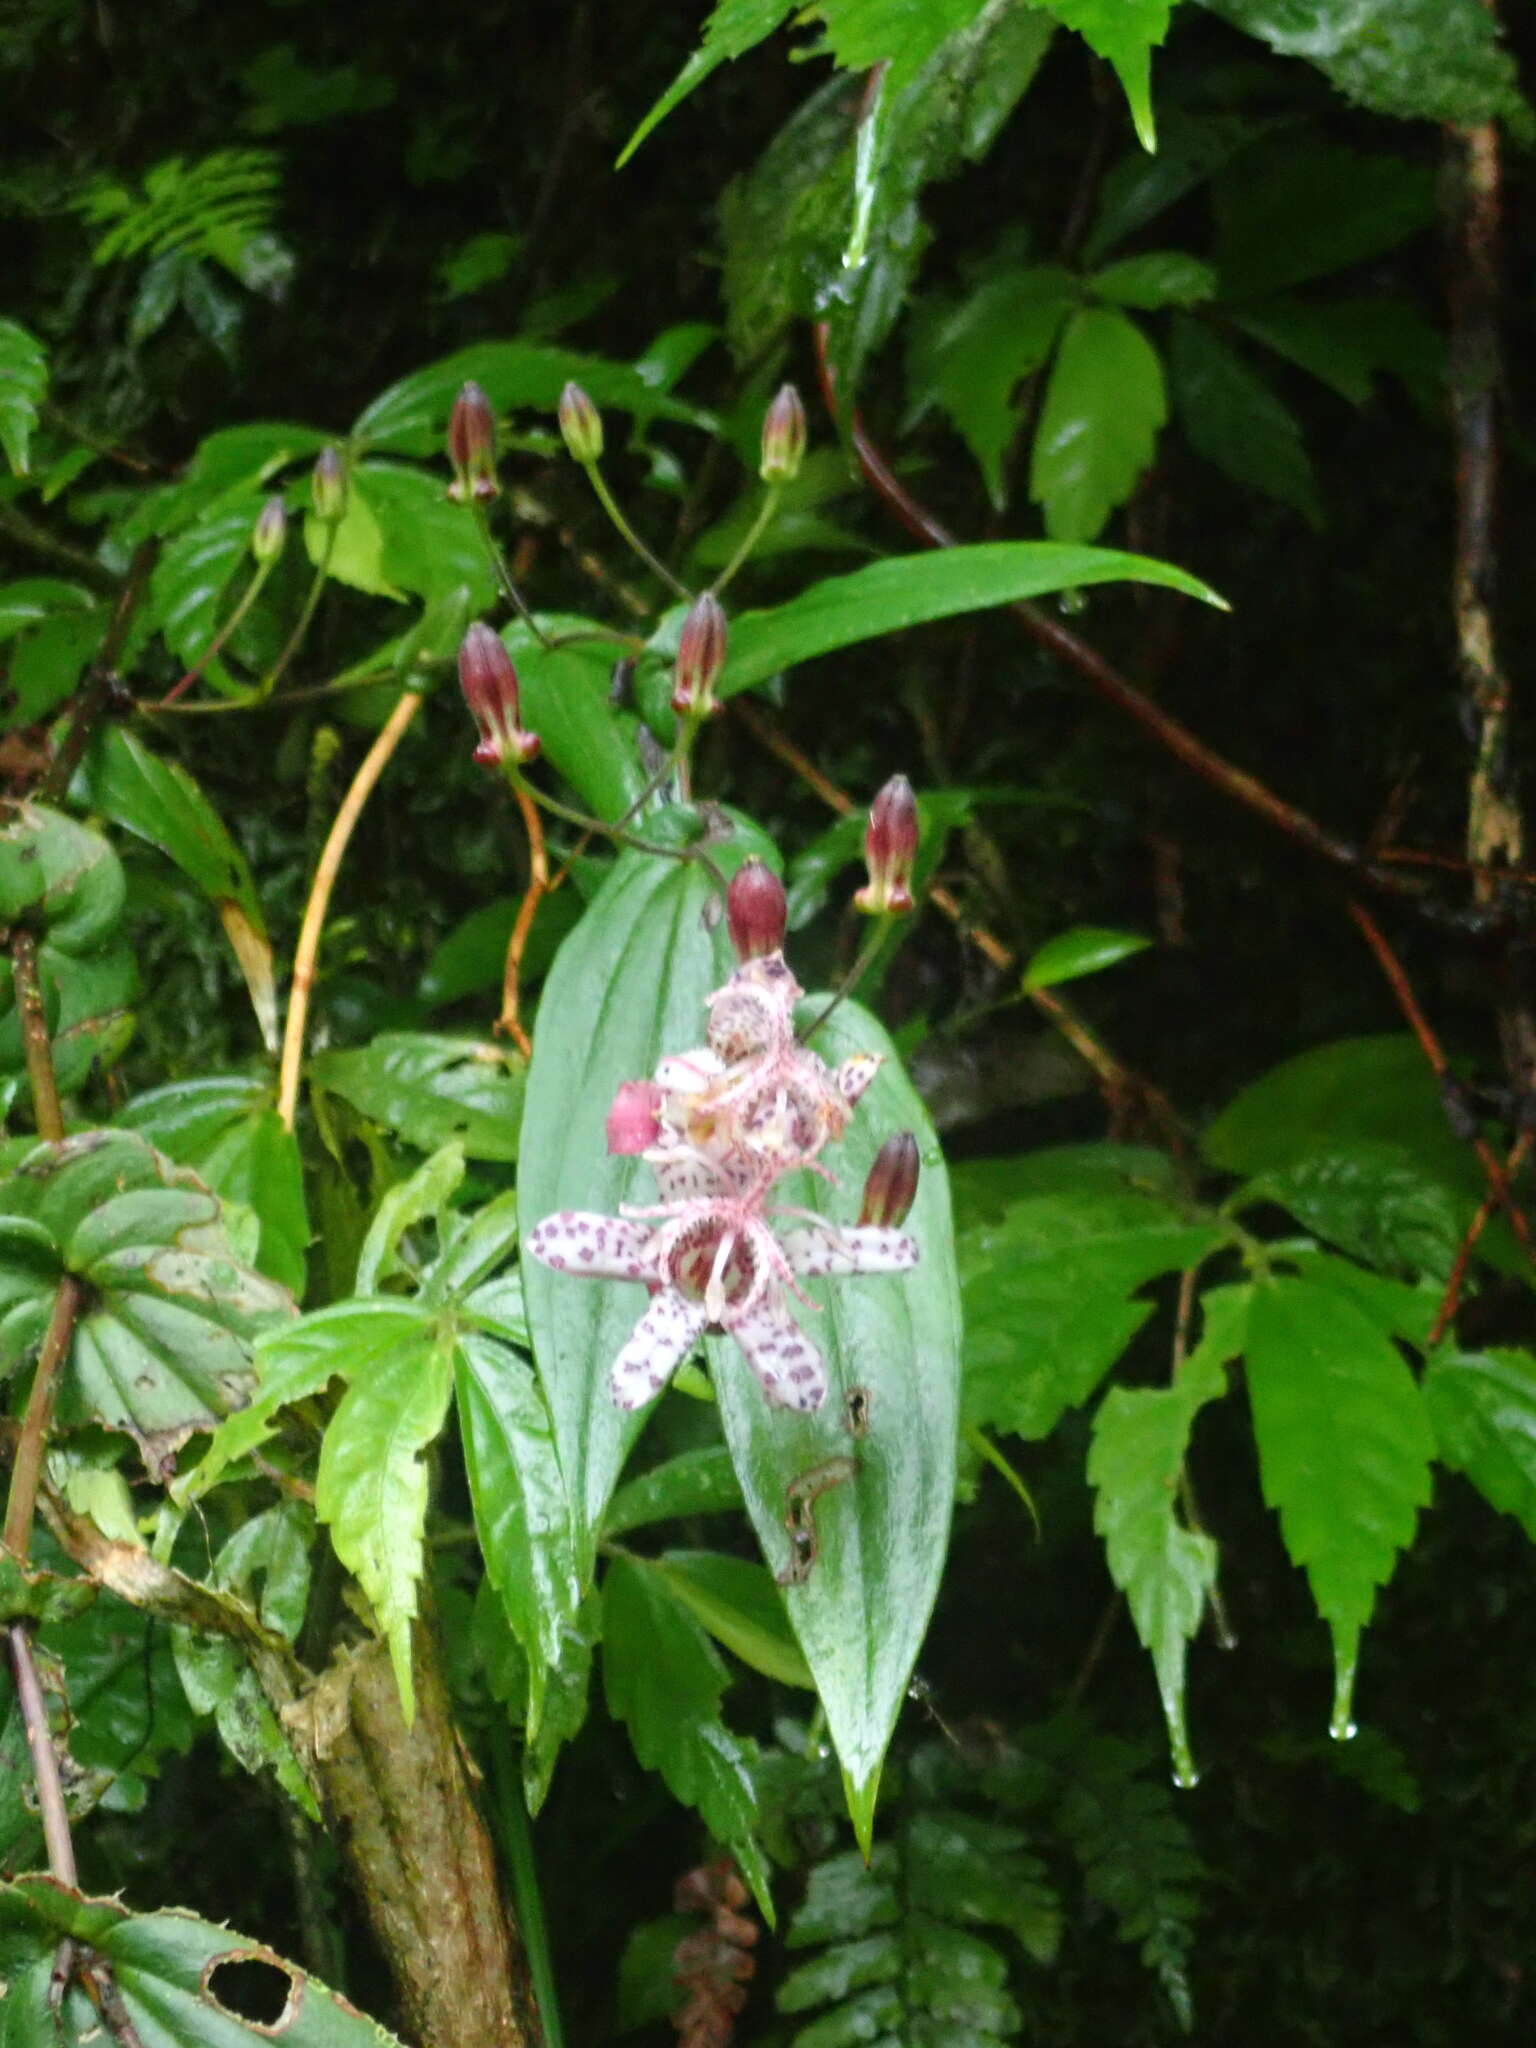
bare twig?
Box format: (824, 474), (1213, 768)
(9, 1625), (77, 1883)
(4, 1277), (82, 1558)
(498, 780), (549, 1056)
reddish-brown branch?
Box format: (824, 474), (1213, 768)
(10, 931), (63, 1143)
(1427, 1127), (1531, 1347)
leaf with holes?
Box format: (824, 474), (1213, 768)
(0, 320), (48, 475)
(1246, 1275), (1435, 1736)
(0, 1876), (407, 2044)
(0, 1133), (293, 1473)
(710, 998), (960, 1852)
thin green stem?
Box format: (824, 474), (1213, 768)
(471, 502), (552, 646)
(260, 522), (338, 698)
(158, 559), (273, 707)
(510, 772), (726, 892)
(710, 483), (781, 597)
(802, 914), (895, 1042)
(10, 932), (64, 1143)
(962, 1423), (1040, 1536)
(582, 460), (691, 601)
(488, 1723), (565, 2048)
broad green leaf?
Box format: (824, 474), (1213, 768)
(509, 617), (649, 819)
(1088, 1286), (1249, 1784)
(79, 726), (276, 1044)
(0, 578), (94, 643)
(1245, 1276), (1435, 1737)
(1424, 1350), (1536, 1542)
(418, 889), (583, 1011)
(421, 1186), (522, 1303)
(0, 1132), (292, 1471)
(711, 998), (960, 1851)
(40, 1590), (198, 1813)
(1022, 925), (1151, 991)
(1230, 294), (1444, 410)
(907, 266), (1076, 507)
(1084, 109), (1264, 264)
(0, 319), (47, 474)
(1042, 0), (1173, 149)
(1092, 252), (1217, 310)
(9, 603), (108, 723)
(1169, 316), (1320, 523)
(343, 461), (495, 608)
(955, 1146), (1224, 1440)
(0, 1691), (38, 1874)
(604, 1444), (743, 1535)
(1198, 0), (1531, 133)
(720, 540), (1223, 707)
(118, 423), (328, 545)
(654, 1549), (812, 1688)
(149, 502), (259, 676)
(315, 1315), (456, 1718)
(311, 1031), (524, 1161)
(1212, 139), (1434, 301)
(602, 1553), (767, 1902)
(355, 1140), (464, 1295)
(518, 814), (778, 1569)
(1031, 307), (1166, 543)
(1247, 1143), (1470, 1282)
(0, 1876), (407, 2046)
(303, 468), (398, 597)
(352, 340), (705, 457)
(455, 1329), (581, 1739)
(116, 1079), (308, 1293)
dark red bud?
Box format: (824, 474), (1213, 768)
(458, 621), (540, 768)
(759, 383), (807, 484)
(448, 381), (499, 503)
(311, 445), (348, 523)
(859, 1132), (920, 1228)
(250, 496), (287, 566)
(557, 381), (604, 465)
(671, 592), (728, 718)
(726, 858), (787, 961)
(854, 773), (918, 914)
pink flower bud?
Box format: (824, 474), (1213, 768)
(859, 1131), (920, 1227)
(251, 496), (287, 566)
(606, 1079), (664, 1154)
(458, 622), (540, 768)
(726, 859), (786, 961)
(312, 445), (348, 524)
(854, 774), (918, 914)
(759, 383), (806, 484)
(558, 381), (604, 465)
(671, 592), (728, 718)
(448, 381), (499, 503)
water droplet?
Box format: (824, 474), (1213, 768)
(1330, 1719), (1358, 1743)
(1172, 1760), (1201, 1791)
(1058, 587), (1088, 617)
(1329, 1641), (1359, 1742)
(1159, 1686), (1199, 1791)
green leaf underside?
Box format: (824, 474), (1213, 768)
(1245, 1277), (1435, 1732)
(517, 814), (778, 1571)
(1424, 1350), (1536, 1542)
(1031, 308), (1167, 544)
(0, 1876), (406, 2045)
(711, 998), (961, 1851)
(722, 541), (1223, 703)
(955, 1147), (1224, 1441)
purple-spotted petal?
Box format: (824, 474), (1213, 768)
(728, 1297), (827, 1412)
(610, 1291), (708, 1410)
(526, 1210), (653, 1282)
(834, 1053), (882, 1106)
(780, 1222), (920, 1277)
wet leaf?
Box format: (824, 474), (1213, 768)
(1424, 1349), (1536, 1542)
(1042, 0), (1173, 149)
(654, 1549), (812, 1688)
(604, 1444), (743, 1536)
(0, 319), (47, 474)
(1031, 307), (1167, 543)
(1022, 925), (1151, 991)
(311, 1031), (524, 1161)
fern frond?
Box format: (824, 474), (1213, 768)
(75, 151), (283, 277)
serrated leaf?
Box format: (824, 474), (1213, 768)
(1031, 307), (1166, 543)
(355, 1140), (464, 1295)
(0, 319), (48, 475)
(1250, 1143), (1470, 1281)
(315, 1315), (455, 1719)
(1088, 1286), (1249, 1782)
(955, 1147), (1224, 1440)
(1424, 1349), (1536, 1542)
(602, 1553), (765, 1884)
(0, 1133), (293, 1472)
(311, 1031), (523, 1161)
(1169, 315), (1321, 523)
(711, 998), (960, 1851)
(604, 1444), (743, 1536)
(655, 1550), (812, 1688)
(518, 815), (779, 1569)
(38, 1589), (199, 1814)
(1246, 1276), (1435, 1735)
(0, 1876), (407, 2046)
(1084, 109), (1265, 265)
(1022, 925), (1151, 990)
(1043, 0), (1173, 149)
(9, 605), (108, 724)
(620, 0), (796, 164)
(338, 462), (495, 609)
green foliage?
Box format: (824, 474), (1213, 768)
(1030, 307), (1167, 544)
(1041, 0), (1173, 149)
(1021, 926), (1151, 992)
(1424, 1351), (1536, 1542)
(0, 319), (47, 475)
(75, 148), (287, 284)
(1168, 316), (1321, 524)
(310, 1032), (524, 1161)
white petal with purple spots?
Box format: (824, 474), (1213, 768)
(525, 1211), (653, 1283)
(728, 1297), (827, 1411)
(610, 1290), (708, 1409)
(779, 1222), (919, 1277)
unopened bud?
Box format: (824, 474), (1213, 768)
(558, 381), (604, 465)
(250, 496), (287, 566)
(312, 445), (348, 524)
(859, 1131), (920, 1228)
(671, 592), (728, 718)
(759, 383), (807, 484)
(727, 858), (787, 961)
(854, 774), (918, 914)
(448, 381), (499, 503)
(606, 1079), (663, 1155)
(458, 622), (540, 768)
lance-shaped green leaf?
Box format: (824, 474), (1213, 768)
(311, 1031), (523, 1161)
(0, 319), (48, 474)
(1031, 307), (1167, 543)
(1022, 925), (1151, 991)
(355, 1140), (464, 1296)
(518, 813), (777, 1571)
(602, 1553), (770, 1914)
(1245, 1276), (1435, 1738)
(654, 1550), (812, 1688)
(1424, 1349), (1536, 1542)
(710, 999), (960, 1853)
(0, 1876), (408, 2046)
(0, 1133), (293, 1473)
(456, 1329), (582, 1739)
(1088, 1286), (1249, 1785)
(79, 725), (277, 1048)
(605, 1444), (743, 1536)
(1169, 315), (1321, 525)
